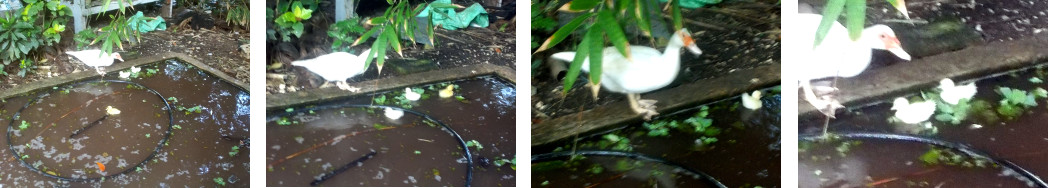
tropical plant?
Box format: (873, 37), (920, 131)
(269, 1), (314, 42)
(532, 0), (685, 94)
(351, 0), (436, 73)
(222, 0), (250, 28)
(73, 28), (97, 50)
(17, 59), (34, 77)
(327, 17), (366, 52)
(0, 14), (40, 74)
(0, 0), (71, 76)
(22, 0), (71, 45)
(72, 0), (142, 56)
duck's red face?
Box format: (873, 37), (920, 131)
(878, 32), (911, 60)
(114, 53), (124, 62)
(879, 33), (901, 49)
(679, 31), (703, 55)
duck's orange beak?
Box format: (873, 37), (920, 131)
(882, 36), (911, 61)
(681, 32), (703, 55)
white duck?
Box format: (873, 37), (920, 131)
(938, 78), (976, 105)
(551, 29), (702, 120)
(891, 97), (936, 124)
(741, 90), (763, 110)
(384, 107), (404, 120)
(67, 50), (123, 79)
(795, 13), (912, 117)
(291, 49), (375, 91)
(404, 87), (421, 101)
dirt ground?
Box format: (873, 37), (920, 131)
(266, 1), (516, 94)
(0, 9), (249, 91)
(531, 0), (781, 119)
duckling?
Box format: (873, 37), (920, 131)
(439, 85), (454, 98)
(741, 90), (763, 110)
(106, 106), (121, 115)
(938, 78), (976, 105)
(404, 88), (422, 101)
(384, 107), (403, 120)
(891, 97), (936, 124)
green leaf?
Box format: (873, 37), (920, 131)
(633, 0), (653, 37)
(597, 10), (630, 59)
(354, 26), (381, 46)
(585, 28), (603, 85)
(845, 0), (866, 41)
(814, 0), (846, 47)
(383, 24), (401, 56)
(566, 0), (600, 11)
(671, 0), (682, 30)
(534, 12), (594, 53)
(562, 26), (593, 95)
(919, 149), (941, 165)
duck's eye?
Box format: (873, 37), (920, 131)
(880, 34), (889, 39)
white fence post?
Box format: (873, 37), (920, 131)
(69, 0), (87, 32)
(335, 0), (355, 22)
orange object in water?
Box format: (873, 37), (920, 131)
(96, 162), (105, 171)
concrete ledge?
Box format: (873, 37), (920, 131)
(265, 64), (516, 111)
(798, 33), (1048, 117)
(531, 63), (781, 146)
(0, 52), (248, 100)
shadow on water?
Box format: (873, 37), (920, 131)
(799, 66), (1048, 187)
(266, 76), (516, 187)
(532, 87), (781, 187)
(0, 59), (249, 187)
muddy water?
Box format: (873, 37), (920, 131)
(533, 89), (781, 187)
(799, 67), (1048, 187)
(0, 59), (250, 187)
(267, 77), (516, 187)
(533, 154), (718, 188)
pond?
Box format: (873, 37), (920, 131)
(799, 65), (1048, 187)
(0, 59), (250, 187)
(532, 87), (781, 187)
(266, 76), (516, 186)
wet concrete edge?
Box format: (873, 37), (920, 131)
(531, 63), (781, 146)
(0, 52), (249, 100)
(798, 33), (1048, 118)
(265, 64), (516, 111)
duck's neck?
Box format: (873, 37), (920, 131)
(661, 44), (683, 66)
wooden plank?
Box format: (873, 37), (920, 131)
(531, 64), (781, 146)
(266, 64), (516, 111)
(0, 52), (248, 100)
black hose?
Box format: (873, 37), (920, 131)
(310, 151), (378, 186)
(6, 80), (174, 182)
(800, 132), (1047, 188)
(70, 114), (109, 138)
(531, 150), (729, 188)
(268, 104), (474, 187)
